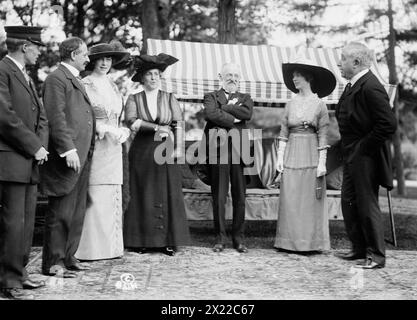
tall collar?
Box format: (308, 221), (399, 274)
(144, 88), (159, 94)
(61, 62), (80, 77)
(350, 68), (369, 87)
(221, 87), (237, 95)
(6, 55), (25, 71)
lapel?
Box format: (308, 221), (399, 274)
(336, 71), (372, 119)
(216, 89), (228, 106)
(4, 57), (32, 97)
(59, 64), (92, 105)
(140, 91), (156, 122)
(4, 57), (44, 109)
(28, 79), (43, 108)
(345, 70), (371, 100)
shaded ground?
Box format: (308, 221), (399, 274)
(13, 247), (417, 300)
(7, 195), (415, 300)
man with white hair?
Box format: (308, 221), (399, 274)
(202, 62), (253, 253)
(336, 42), (397, 269)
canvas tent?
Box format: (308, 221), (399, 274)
(147, 38), (397, 107)
(145, 39), (396, 225)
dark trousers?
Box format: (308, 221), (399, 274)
(209, 161), (246, 246)
(341, 154), (385, 265)
(42, 161), (90, 273)
(0, 182), (37, 289)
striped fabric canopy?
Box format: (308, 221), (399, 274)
(147, 39), (397, 107)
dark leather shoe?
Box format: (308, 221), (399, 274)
(235, 244), (248, 253)
(1, 288), (34, 300)
(335, 251), (366, 261)
(355, 258), (385, 269)
(43, 265), (78, 278)
(22, 279), (46, 290)
(66, 262), (91, 271)
(161, 247), (176, 256)
(213, 243), (225, 252)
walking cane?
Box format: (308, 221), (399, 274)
(386, 189), (397, 247)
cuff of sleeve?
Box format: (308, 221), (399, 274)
(131, 119), (142, 131)
(60, 149), (77, 158)
(278, 136), (288, 142)
(318, 145), (330, 150)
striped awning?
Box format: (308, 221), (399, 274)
(147, 39), (397, 107)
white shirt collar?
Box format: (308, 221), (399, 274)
(6, 55), (25, 71)
(350, 68), (369, 87)
(144, 88), (159, 95)
(61, 62), (80, 77)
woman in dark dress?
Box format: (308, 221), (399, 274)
(123, 53), (190, 256)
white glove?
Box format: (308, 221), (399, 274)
(317, 149), (327, 177)
(131, 119), (142, 132)
(96, 124), (108, 140)
(117, 127), (131, 144)
(98, 125), (130, 144)
(276, 141), (286, 172)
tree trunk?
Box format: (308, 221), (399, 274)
(140, 0), (170, 54)
(75, 0), (88, 38)
(387, 0), (406, 195)
(63, 0), (70, 36)
(218, 0), (236, 44)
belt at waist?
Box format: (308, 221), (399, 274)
(289, 126), (316, 134)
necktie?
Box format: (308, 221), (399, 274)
(346, 82), (352, 91)
(340, 82), (352, 100)
(76, 75), (86, 91)
(22, 67), (30, 84)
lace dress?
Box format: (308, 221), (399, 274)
(274, 93), (331, 251)
(75, 75), (126, 260)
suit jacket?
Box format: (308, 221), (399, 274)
(198, 89), (253, 184)
(0, 57), (48, 184)
(40, 64), (95, 196)
(335, 70), (397, 189)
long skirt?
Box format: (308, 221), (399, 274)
(123, 132), (190, 248)
(274, 133), (330, 251)
(75, 185), (124, 260)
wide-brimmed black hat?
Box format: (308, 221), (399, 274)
(282, 57), (336, 98)
(4, 25), (45, 46)
(131, 53), (178, 82)
(85, 42), (130, 71)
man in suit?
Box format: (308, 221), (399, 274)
(41, 37), (95, 277)
(335, 42), (397, 269)
(0, 26), (49, 299)
(203, 62), (253, 253)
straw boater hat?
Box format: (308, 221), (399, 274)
(4, 25), (45, 46)
(85, 41), (130, 71)
(282, 57), (336, 98)
(131, 53), (178, 82)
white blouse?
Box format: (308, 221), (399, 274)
(144, 88), (159, 121)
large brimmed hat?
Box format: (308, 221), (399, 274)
(4, 25), (45, 46)
(282, 57), (336, 98)
(131, 53), (178, 82)
(85, 42), (130, 71)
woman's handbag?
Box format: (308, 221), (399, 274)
(316, 176), (325, 199)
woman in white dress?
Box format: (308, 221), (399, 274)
(75, 42), (130, 260)
(275, 58), (336, 253)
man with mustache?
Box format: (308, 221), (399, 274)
(0, 26), (48, 299)
(202, 62), (253, 253)
(335, 42), (397, 269)
(40, 37), (95, 277)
